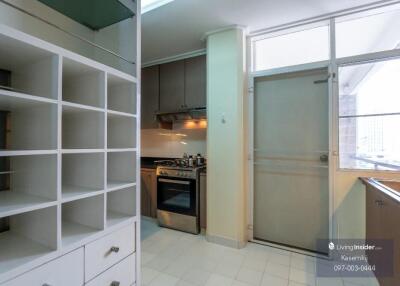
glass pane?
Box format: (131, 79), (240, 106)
(253, 26), (329, 71)
(336, 5), (400, 58)
(339, 58), (400, 116)
(339, 115), (400, 171)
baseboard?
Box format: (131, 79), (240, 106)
(206, 234), (247, 249)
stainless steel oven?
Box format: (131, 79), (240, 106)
(156, 166), (201, 234)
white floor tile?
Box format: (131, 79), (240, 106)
(236, 267), (263, 285)
(142, 267), (162, 285)
(289, 268), (316, 286)
(316, 277), (344, 286)
(261, 273), (289, 286)
(145, 256), (172, 271)
(270, 253), (291, 266)
(265, 262), (290, 279)
(149, 273), (179, 286)
(181, 268), (212, 286)
(176, 280), (198, 286)
(205, 274), (234, 286)
(232, 281), (254, 286)
(214, 261), (242, 278)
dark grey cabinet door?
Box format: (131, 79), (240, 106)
(160, 60), (185, 112)
(185, 55), (206, 109)
(141, 65), (159, 129)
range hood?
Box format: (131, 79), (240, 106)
(156, 107), (207, 129)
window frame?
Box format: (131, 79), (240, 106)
(249, 3), (400, 173)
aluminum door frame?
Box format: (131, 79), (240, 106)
(247, 59), (336, 258)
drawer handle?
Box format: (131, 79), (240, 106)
(110, 246), (120, 253)
(111, 282), (120, 286)
(43, 284), (51, 286)
(375, 200), (385, 207)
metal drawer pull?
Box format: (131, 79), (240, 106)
(110, 246), (120, 253)
(375, 200), (385, 207)
(43, 284), (51, 286)
(111, 281), (120, 286)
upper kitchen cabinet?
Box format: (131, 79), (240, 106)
(141, 65), (160, 129)
(184, 55), (206, 109)
(159, 60), (185, 112)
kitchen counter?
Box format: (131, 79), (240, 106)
(361, 177), (400, 203)
(141, 157), (175, 169)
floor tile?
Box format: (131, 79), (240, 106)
(265, 262), (290, 279)
(316, 277), (344, 286)
(145, 256), (172, 271)
(270, 253), (291, 266)
(232, 281), (254, 286)
(236, 267), (263, 285)
(214, 261), (242, 278)
(289, 268), (316, 286)
(176, 280), (198, 286)
(261, 273), (289, 286)
(181, 268), (212, 286)
(205, 273), (234, 286)
(149, 273), (179, 286)
(142, 267), (162, 285)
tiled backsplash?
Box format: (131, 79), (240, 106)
(141, 129), (207, 158)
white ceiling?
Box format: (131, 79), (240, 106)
(141, 0), (385, 64)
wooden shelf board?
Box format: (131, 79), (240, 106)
(106, 211), (133, 228)
(0, 150), (57, 157)
(107, 109), (137, 118)
(62, 101), (104, 113)
(62, 185), (104, 203)
(62, 221), (100, 248)
(0, 89), (57, 107)
(0, 192), (56, 218)
(107, 181), (136, 192)
(0, 231), (54, 276)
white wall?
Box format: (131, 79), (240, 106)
(206, 27), (247, 248)
(141, 129), (207, 158)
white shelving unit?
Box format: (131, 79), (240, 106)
(0, 23), (139, 285)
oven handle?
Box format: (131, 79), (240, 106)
(158, 178), (191, 185)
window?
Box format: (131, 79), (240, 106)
(339, 58), (400, 171)
(253, 25), (330, 71)
(141, 0), (175, 14)
(336, 5), (400, 58)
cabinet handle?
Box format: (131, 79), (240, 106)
(375, 200), (385, 207)
(111, 282), (120, 286)
(110, 246), (120, 253)
(43, 284), (51, 286)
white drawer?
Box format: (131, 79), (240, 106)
(86, 254), (136, 286)
(4, 248), (84, 286)
(85, 224), (135, 282)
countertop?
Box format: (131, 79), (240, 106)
(361, 177), (400, 203)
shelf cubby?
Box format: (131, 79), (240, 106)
(106, 187), (136, 227)
(0, 33), (58, 100)
(0, 93), (57, 151)
(0, 206), (58, 276)
(107, 114), (136, 149)
(0, 154), (57, 218)
(62, 58), (105, 108)
(107, 74), (136, 115)
(107, 151), (136, 192)
(62, 105), (105, 150)
(62, 153), (105, 202)
(62, 195), (105, 247)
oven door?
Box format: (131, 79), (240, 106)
(157, 177), (197, 216)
